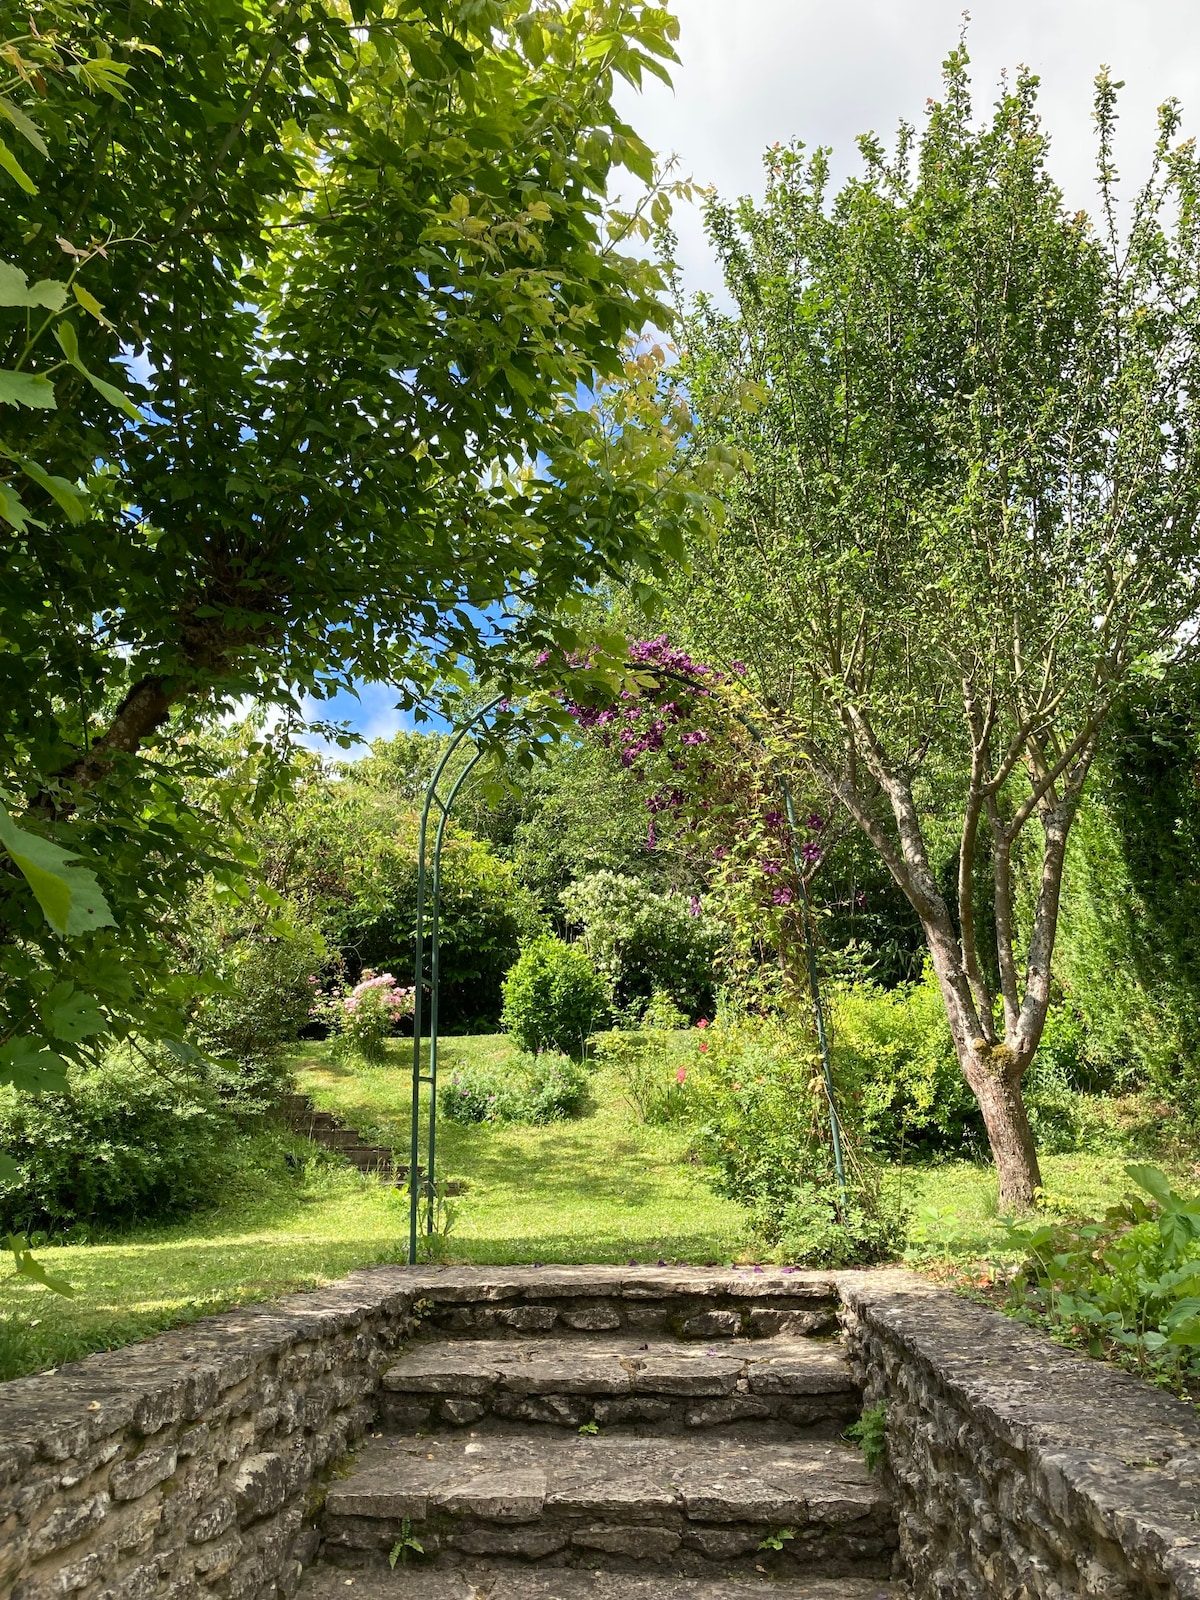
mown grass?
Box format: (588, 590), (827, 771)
(0, 1036), (750, 1380)
(0, 1032), (1181, 1381)
(291, 1035), (753, 1265)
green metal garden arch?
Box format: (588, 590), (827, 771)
(406, 692), (848, 1264)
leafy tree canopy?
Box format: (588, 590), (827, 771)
(654, 48), (1200, 1206)
(0, 1), (702, 1104)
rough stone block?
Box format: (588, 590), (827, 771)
(110, 1444), (178, 1501)
(191, 1531), (243, 1580)
(495, 1306), (559, 1333)
(188, 1496), (237, 1544)
(29, 1494), (111, 1561)
(679, 1311), (741, 1340)
(232, 1454), (286, 1524)
(561, 1306), (621, 1332)
(571, 1523), (682, 1560)
(438, 1399), (485, 1428)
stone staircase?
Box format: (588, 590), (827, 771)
(279, 1092), (403, 1181)
(297, 1267), (906, 1600)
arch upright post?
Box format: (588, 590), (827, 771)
(409, 696), (507, 1265)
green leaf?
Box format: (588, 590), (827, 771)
(0, 95), (47, 157)
(0, 369), (56, 408)
(0, 1153), (17, 1186)
(1126, 1164), (1175, 1207)
(0, 801), (117, 936)
(4, 1235), (74, 1297)
(43, 984), (107, 1043)
(0, 479), (34, 531)
(14, 457), (88, 522)
(0, 260), (68, 311)
(72, 282), (113, 328)
(55, 325), (141, 420)
(53, 319), (79, 363)
(0, 1037), (69, 1094)
(0, 135), (36, 194)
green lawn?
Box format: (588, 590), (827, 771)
(292, 1035), (753, 1265)
(0, 1034), (1179, 1381)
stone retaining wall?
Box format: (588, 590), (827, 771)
(838, 1269), (1200, 1600)
(0, 1269), (425, 1600)
(7, 1262), (1200, 1600)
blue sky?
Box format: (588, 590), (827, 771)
(312, 0), (1200, 757)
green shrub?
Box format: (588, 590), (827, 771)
(266, 781), (542, 1030)
(591, 1027), (690, 1123)
(830, 973), (982, 1159)
(641, 991), (690, 1030)
(832, 970), (1112, 1161)
(687, 1012), (902, 1265)
(501, 936), (609, 1054)
(769, 1182), (906, 1269)
(560, 870), (720, 1017)
(438, 1049), (589, 1125)
(1002, 1164), (1200, 1386)
(0, 1055), (239, 1237)
(183, 888), (328, 1108)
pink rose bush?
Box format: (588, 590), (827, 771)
(316, 970), (415, 1064)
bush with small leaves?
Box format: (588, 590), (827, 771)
(501, 936), (609, 1055)
(439, 1049), (589, 1126)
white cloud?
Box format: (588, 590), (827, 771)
(295, 682), (417, 760)
(616, 0), (1200, 296)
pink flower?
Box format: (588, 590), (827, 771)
(696, 1018), (709, 1029)
(772, 886), (793, 906)
(688, 895), (702, 917)
(676, 1066), (687, 1084)
(698, 1042), (708, 1053)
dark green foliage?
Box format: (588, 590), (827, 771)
(1003, 1165), (1200, 1386)
(501, 936), (610, 1053)
(769, 1184), (905, 1270)
(184, 888), (326, 1086)
(831, 978), (983, 1160)
(506, 742), (688, 910)
(560, 870), (719, 1018)
(438, 1050), (590, 1125)
(0, 1057), (237, 1237)
(259, 772), (539, 1029)
(0, 0), (694, 1079)
(1054, 677), (1200, 1117)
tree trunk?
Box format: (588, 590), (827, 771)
(923, 927), (1042, 1210)
(963, 1048), (1042, 1209)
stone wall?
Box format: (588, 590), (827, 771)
(0, 1268), (425, 1600)
(839, 1269), (1200, 1600)
(8, 1261), (1200, 1600)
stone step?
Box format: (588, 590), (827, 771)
(299, 1566), (905, 1599)
(322, 1434), (895, 1578)
(380, 1336), (857, 1435)
(405, 1266), (840, 1342)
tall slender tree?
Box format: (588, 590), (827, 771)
(666, 51), (1200, 1206)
